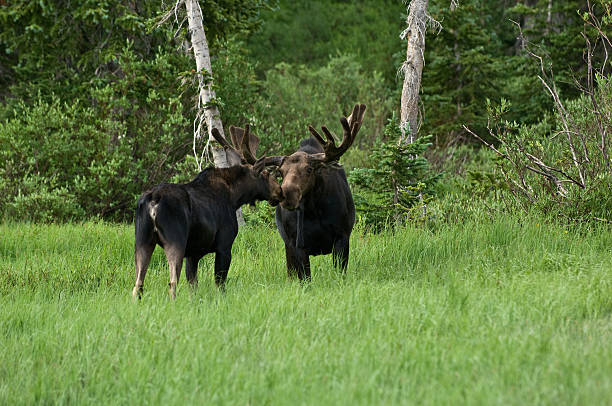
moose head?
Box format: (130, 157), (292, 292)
(211, 124), (283, 206)
(254, 104), (366, 210)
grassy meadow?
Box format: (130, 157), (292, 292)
(1, 216), (611, 405)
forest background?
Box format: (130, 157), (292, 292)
(0, 0), (610, 225)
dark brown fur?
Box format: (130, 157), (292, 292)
(272, 137), (355, 279)
(256, 105), (366, 280)
(132, 165), (281, 299)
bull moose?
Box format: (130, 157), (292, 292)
(132, 126), (281, 299)
(255, 104), (366, 280)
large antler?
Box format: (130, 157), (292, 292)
(229, 125), (260, 165)
(308, 104), (366, 162)
(211, 125), (260, 165)
(216, 125), (284, 173)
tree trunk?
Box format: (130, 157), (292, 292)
(545, 0), (553, 35)
(185, 0), (244, 224)
(400, 0), (430, 145)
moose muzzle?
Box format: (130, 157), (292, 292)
(280, 184), (302, 211)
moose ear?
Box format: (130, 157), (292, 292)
(309, 153), (327, 168)
(309, 153), (341, 170)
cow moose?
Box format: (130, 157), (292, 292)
(132, 126), (281, 299)
(254, 104), (366, 280)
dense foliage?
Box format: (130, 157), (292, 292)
(0, 0), (269, 221)
(252, 55), (393, 153)
(479, 79), (612, 222)
(0, 0), (611, 222)
(422, 0), (612, 143)
(246, 0), (406, 84)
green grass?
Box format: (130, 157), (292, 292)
(1, 217), (611, 405)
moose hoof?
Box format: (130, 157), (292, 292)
(168, 283), (177, 300)
(132, 286), (143, 301)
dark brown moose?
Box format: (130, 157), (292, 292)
(132, 126), (281, 299)
(255, 104), (366, 280)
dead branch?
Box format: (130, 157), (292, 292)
(462, 125), (506, 158)
(582, 27), (611, 173)
(463, 125), (534, 198)
(594, 216), (612, 224)
(513, 19), (587, 187)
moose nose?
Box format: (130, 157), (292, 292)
(280, 186), (301, 211)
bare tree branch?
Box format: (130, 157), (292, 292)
(513, 19), (586, 187)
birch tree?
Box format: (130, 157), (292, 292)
(163, 0), (244, 223)
(399, 0), (441, 144)
(184, 0), (238, 170)
(398, 1), (446, 219)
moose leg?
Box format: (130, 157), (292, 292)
(214, 249), (232, 288)
(133, 200), (157, 300)
(133, 242), (155, 300)
(185, 256), (200, 288)
(284, 244), (299, 278)
(164, 245), (185, 300)
(332, 236), (350, 271)
(284, 244), (310, 280)
(295, 248), (311, 281)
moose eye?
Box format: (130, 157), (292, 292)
(306, 167), (313, 174)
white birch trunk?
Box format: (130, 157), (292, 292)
(400, 0), (430, 145)
(545, 0), (553, 35)
(185, 0), (244, 224)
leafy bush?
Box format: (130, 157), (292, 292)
(241, 201), (277, 228)
(0, 99), (113, 221)
(213, 39), (261, 128)
(4, 177), (85, 223)
(0, 0), (277, 223)
(471, 80), (612, 222)
(0, 88), (192, 222)
(246, 0), (405, 84)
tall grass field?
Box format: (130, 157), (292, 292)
(1, 217), (611, 405)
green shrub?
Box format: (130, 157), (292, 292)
(475, 78), (612, 222)
(4, 176), (84, 222)
(0, 88), (192, 222)
(241, 201), (277, 228)
(0, 98), (114, 221)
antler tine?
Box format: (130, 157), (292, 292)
(342, 103), (366, 151)
(211, 128), (235, 152)
(321, 126), (337, 144)
(308, 103), (366, 162)
(323, 117), (353, 161)
(308, 125), (327, 146)
(309, 124), (342, 161)
(228, 125), (242, 151)
(349, 104), (366, 135)
(240, 124), (258, 165)
(346, 104), (365, 124)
